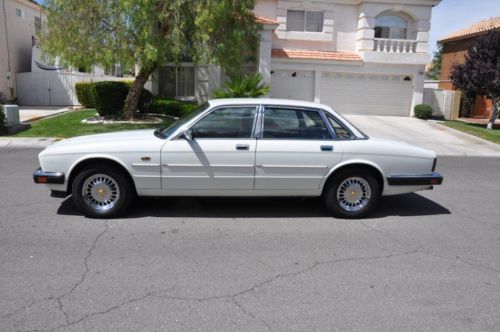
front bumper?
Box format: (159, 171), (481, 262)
(33, 167), (65, 184)
(387, 172), (443, 186)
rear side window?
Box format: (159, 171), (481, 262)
(263, 108), (332, 139)
(192, 107), (257, 138)
(325, 114), (354, 139)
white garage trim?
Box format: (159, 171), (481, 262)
(320, 73), (413, 116)
(270, 70), (314, 101)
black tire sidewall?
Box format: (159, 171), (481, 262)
(72, 167), (133, 219)
(324, 169), (380, 219)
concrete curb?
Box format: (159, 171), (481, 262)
(0, 137), (58, 148)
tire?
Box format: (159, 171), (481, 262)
(323, 168), (380, 219)
(71, 166), (134, 218)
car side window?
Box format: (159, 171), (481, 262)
(263, 108), (332, 139)
(325, 114), (354, 140)
(191, 107), (257, 139)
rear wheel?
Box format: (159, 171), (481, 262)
(323, 168), (380, 219)
(72, 166), (133, 218)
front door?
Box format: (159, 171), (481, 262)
(161, 106), (258, 190)
(255, 106), (343, 190)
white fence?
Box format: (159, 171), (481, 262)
(16, 72), (132, 106)
(423, 88), (461, 120)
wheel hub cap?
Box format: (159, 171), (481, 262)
(337, 177), (371, 212)
(82, 174), (120, 212)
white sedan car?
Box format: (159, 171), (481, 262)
(34, 98), (443, 219)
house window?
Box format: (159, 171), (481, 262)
(374, 15), (408, 39)
(159, 66), (195, 99)
(287, 10), (324, 32)
(35, 16), (41, 34)
(16, 8), (26, 18)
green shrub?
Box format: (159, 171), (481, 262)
(213, 73), (270, 98)
(150, 98), (198, 118)
(90, 81), (129, 118)
(414, 104), (433, 119)
(75, 82), (96, 108)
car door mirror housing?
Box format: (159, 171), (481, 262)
(183, 129), (193, 141)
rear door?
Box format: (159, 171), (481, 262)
(255, 106), (343, 191)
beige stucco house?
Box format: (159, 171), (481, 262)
(0, 0), (43, 102)
(150, 0), (441, 117)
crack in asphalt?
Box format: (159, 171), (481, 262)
(34, 250), (418, 331)
(360, 220), (500, 274)
(0, 222), (110, 328)
(232, 297), (272, 331)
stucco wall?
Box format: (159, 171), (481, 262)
(0, 0), (43, 101)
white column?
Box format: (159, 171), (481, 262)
(258, 27), (274, 87)
(356, 12), (375, 52)
(414, 20), (430, 53)
(411, 66), (426, 116)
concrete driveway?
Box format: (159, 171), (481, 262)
(345, 115), (500, 157)
(19, 106), (71, 122)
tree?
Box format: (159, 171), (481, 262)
(426, 44), (443, 80)
(41, 0), (259, 120)
(451, 31), (500, 130)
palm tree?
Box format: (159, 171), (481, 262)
(213, 73), (270, 98)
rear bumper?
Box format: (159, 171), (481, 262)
(387, 172), (443, 186)
(33, 167), (65, 184)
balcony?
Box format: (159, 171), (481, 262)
(373, 38), (418, 53)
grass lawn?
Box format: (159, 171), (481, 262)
(13, 110), (174, 139)
(442, 120), (500, 144)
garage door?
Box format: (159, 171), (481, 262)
(270, 70), (314, 101)
(320, 73), (413, 116)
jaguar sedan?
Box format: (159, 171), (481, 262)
(34, 98), (443, 219)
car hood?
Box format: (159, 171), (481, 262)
(41, 129), (164, 155)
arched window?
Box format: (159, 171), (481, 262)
(374, 15), (408, 39)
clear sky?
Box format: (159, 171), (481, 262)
(429, 0), (500, 54)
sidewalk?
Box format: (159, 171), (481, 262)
(0, 137), (58, 148)
(19, 106), (73, 122)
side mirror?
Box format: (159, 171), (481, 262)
(183, 129), (193, 141)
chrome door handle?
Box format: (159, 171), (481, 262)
(321, 145), (334, 152)
(236, 144), (250, 151)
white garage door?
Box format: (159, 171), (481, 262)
(270, 70), (314, 101)
(320, 73), (413, 116)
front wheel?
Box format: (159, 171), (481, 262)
(323, 168), (380, 219)
(72, 166), (134, 218)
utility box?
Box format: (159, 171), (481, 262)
(3, 104), (20, 125)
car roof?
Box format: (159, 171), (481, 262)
(207, 98), (333, 111)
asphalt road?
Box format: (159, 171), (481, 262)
(1, 147), (500, 331)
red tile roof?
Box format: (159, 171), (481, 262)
(254, 15), (279, 25)
(439, 17), (500, 43)
(272, 49), (362, 62)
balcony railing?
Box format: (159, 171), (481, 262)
(373, 38), (418, 53)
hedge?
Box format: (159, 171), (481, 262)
(150, 99), (198, 118)
(414, 104), (433, 120)
(90, 81), (130, 118)
(75, 82), (95, 108)
(77, 81), (153, 114)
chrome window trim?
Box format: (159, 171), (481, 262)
(259, 105), (335, 141)
(172, 104), (260, 140)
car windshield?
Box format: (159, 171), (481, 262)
(156, 102), (210, 138)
